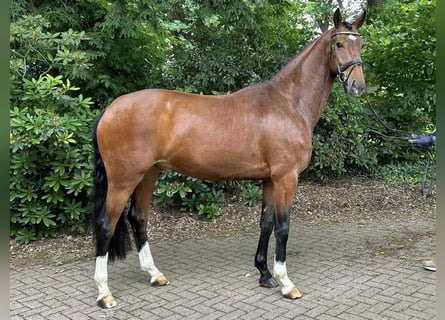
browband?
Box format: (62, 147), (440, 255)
(331, 32), (361, 38)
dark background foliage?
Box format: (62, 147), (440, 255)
(10, 0), (435, 242)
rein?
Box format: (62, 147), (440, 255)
(341, 87), (413, 141)
(362, 94), (412, 141)
(361, 93), (436, 196)
(339, 85), (436, 197)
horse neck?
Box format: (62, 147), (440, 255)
(272, 32), (335, 131)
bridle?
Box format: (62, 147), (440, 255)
(330, 31), (363, 88)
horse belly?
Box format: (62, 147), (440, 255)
(160, 139), (270, 181)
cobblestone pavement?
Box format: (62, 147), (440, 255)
(10, 217), (435, 319)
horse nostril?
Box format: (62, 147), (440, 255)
(351, 80), (357, 88)
(350, 80), (358, 93)
(349, 80), (365, 96)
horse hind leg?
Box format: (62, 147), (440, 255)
(128, 166), (169, 286)
(94, 184), (134, 308)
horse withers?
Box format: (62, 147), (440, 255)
(92, 8), (366, 308)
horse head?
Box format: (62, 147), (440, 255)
(329, 9), (367, 96)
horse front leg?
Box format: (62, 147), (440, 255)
(272, 175), (302, 299)
(254, 195), (279, 288)
(273, 211), (302, 299)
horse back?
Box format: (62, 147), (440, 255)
(97, 88), (312, 181)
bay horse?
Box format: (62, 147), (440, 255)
(92, 8), (367, 308)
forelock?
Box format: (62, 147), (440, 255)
(341, 21), (353, 30)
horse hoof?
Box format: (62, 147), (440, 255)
(284, 287), (303, 299)
(97, 295), (117, 308)
(151, 274), (170, 286)
(259, 277), (279, 288)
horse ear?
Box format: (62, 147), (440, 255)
(333, 8), (342, 28)
(353, 11), (367, 29)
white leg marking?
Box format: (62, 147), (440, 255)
(94, 253), (112, 301)
(273, 259), (296, 295)
(139, 241), (163, 283)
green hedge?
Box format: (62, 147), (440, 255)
(10, 1), (435, 243)
(10, 75), (95, 244)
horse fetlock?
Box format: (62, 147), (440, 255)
(97, 294), (117, 309)
(273, 259), (301, 298)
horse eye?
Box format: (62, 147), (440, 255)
(336, 42), (343, 48)
(361, 44), (366, 49)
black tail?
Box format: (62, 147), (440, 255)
(92, 110), (131, 262)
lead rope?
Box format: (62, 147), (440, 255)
(363, 94), (413, 141)
(340, 84), (412, 141)
(340, 83), (435, 197)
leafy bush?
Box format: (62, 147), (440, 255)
(10, 15), (96, 243)
(154, 172), (224, 219)
(10, 75), (95, 243)
(160, 0), (312, 94)
(9, 1), (436, 244)
(360, 0), (435, 163)
(153, 173), (262, 219)
(10, 14), (92, 87)
(377, 151), (436, 187)
(238, 181), (262, 207)
(11, 3), (170, 108)
(308, 85), (379, 180)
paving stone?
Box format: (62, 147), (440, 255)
(10, 218), (435, 319)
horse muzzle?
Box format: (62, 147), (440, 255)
(346, 78), (365, 97)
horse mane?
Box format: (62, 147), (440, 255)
(269, 32), (325, 84)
